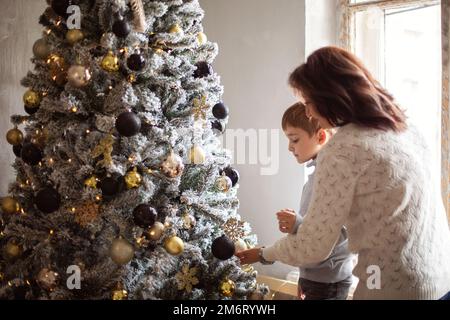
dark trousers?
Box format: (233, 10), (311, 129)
(298, 276), (353, 300)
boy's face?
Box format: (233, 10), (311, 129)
(284, 125), (325, 164)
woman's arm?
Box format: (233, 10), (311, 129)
(262, 146), (361, 266)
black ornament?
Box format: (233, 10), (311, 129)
(115, 111), (141, 137)
(13, 144), (23, 158)
(211, 121), (224, 134)
(51, 0), (72, 18)
(212, 102), (229, 120)
(112, 18), (131, 38)
(194, 61), (213, 78)
(99, 176), (120, 196)
(127, 53), (146, 71)
(24, 105), (39, 115)
(133, 204), (158, 228)
(35, 187), (61, 214)
(222, 167), (239, 187)
(211, 235), (235, 260)
(21, 143), (43, 165)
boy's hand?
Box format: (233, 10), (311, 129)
(235, 248), (261, 265)
(276, 209), (297, 234)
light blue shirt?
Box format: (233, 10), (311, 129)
(292, 159), (354, 283)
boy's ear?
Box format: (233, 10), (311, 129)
(317, 129), (327, 145)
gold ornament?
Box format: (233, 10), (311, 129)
(169, 24), (183, 34)
(175, 264), (199, 293)
(74, 202), (100, 226)
(112, 284), (128, 300)
(127, 73), (137, 83)
(109, 238), (135, 265)
(33, 38), (51, 59)
(6, 128), (24, 146)
(161, 151), (184, 178)
(182, 212), (196, 230)
(1, 197), (20, 214)
(101, 51), (120, 72)
(37, 268), (59, 291)
(164, 235), (184, 255)
(146, 221), (165, 241)
(68, 65), (91, 88)
(48, 54), (68, 86)
(84, 175), (99, 189)
(47, 54), (67, 71)
(192, 96), (209, 121)
(223, 218), (247, 242)
(197, 32), (207, 45)
(219, 279), (235, 298)
(23, 90), (41, 108)
(66, 29), (84, 45)
(3, 239), (22, 261)
(189, 144), (206, 165)
(92, 134), (114, 168)
(125, 167), (142, 189)
(234, 239), (248, 253)
(215, 174), (232, 192)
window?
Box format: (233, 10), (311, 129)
(341, 0), (442, 182)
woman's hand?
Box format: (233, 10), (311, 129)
(276, 209), (297, 233)
(235, 247), (261, 265)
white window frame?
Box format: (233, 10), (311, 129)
(339, 0), (440, 51)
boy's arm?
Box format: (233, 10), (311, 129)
(262, 147), (362, 266)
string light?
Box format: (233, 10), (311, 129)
(71, 106), (78, 113)
(49, 230), (54, 236)
(86, 129), (90, 134)
(95, 195), (102, 202)
(70, 207), (76, 213)
(68, 159), (72, 163)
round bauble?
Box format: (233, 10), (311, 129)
(133, 204), (158, 228)
(212, 102), (229, 120)
(66, 29), (84, 45)
(35, 187), (61, 214)
(164, 235), (184, 255)
(33, 39), (51, 59)
(115, 111), (141, 137)
(110, 238), (134, 265)
(67, 65), (91, 87)
(127, 53), (146, 72)
(21, 143), (43, 166)
(112, 18), (131, 38)
(211, 235), (235, 260)
(6, 128), (24, 146)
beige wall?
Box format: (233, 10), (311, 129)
(0, 0), (46, 194)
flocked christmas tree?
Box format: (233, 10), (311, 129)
(0, 0), (269, 300)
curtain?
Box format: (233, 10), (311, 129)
(442, 0), (450, 219)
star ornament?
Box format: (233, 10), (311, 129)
(192, 96), (209, 121)
(223, 217), (247, 242)
(175, 263), (199, 293)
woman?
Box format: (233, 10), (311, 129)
(237, 46), (450, 300)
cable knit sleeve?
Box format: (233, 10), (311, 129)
(262, 139), (362, 266)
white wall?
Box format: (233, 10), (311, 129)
(200, 0), (306, 279)
(305, 0), (340, 55)
(0, 0), (46, 195)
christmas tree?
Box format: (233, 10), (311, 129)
(0, 0), (268, 300)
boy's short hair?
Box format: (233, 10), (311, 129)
(281, 102), (322, 137)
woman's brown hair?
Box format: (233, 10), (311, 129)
(288, 46), (407, 132)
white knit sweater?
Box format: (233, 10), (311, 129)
(263, 123), (450, 299)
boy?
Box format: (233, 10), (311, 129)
(236, 103), (354, 300)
